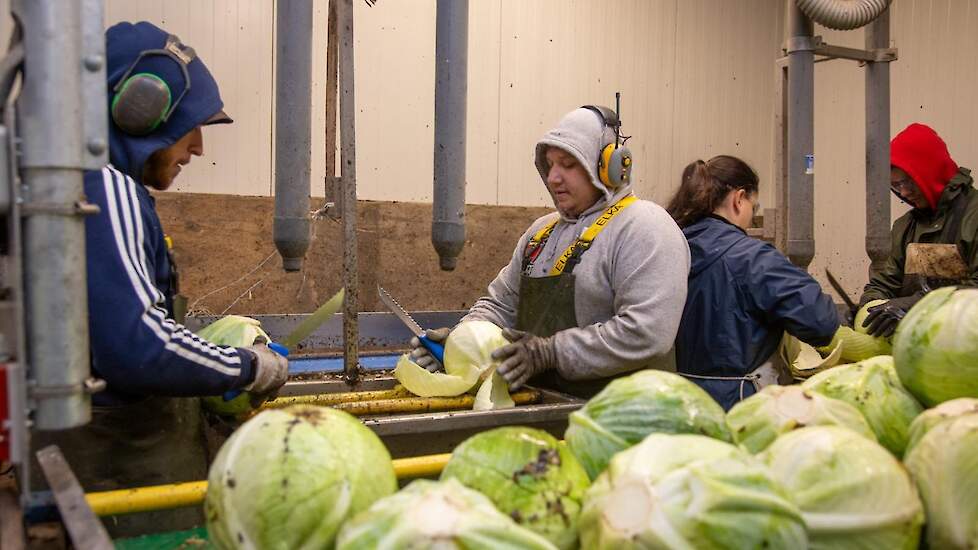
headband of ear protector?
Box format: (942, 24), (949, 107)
(581, 104), (632, 189)
(111, 34), (196, 136)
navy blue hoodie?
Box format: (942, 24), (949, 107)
(85, 22), (252, 404)
(675, 216), (838, 409)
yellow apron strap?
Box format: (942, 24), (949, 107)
(529, 217), (559, 245)
(549, 195), (638, 275)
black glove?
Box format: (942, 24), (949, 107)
(842, 306), (856, 328)
(861, 294), (924, 338)
(409, 327), (451, 372)
(491, 328), (557, 391)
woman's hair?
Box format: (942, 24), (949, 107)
(666, 155), (759, 228)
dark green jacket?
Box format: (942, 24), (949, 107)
(861, 168), (978, 303)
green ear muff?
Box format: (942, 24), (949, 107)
(582, 103), (632, 189)
(111, 73), (172, 136)
(110, 34), (196, 136)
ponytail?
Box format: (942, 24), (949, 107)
(666, 155), (759, 228)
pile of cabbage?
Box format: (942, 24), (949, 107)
(201, 288), (978, 549)
(393, 320), (515, 410)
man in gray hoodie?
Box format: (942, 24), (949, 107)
(412, 106), (690, 396)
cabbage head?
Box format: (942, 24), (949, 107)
(904, 413), (978, 550)
(801, 356), (922, 455)
(394, 321), (514, 409)
(727, 385), (876, 454)
(579, 433), (806, 550)
(565, 370), (731, 480)
(197, 315), (272, 416)
(906, 397), (978, 454)
(761, 426), (924, 550)
(440, 427), (590, 549)
(336, 478), (558, 550)
(205, 405), (397, 549)
(893, 286), (978, 406)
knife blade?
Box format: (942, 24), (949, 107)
(377, 285), (445, 363)
(279, 287), (346, 351)
(825, 269), (858, 312)
(223, 287), (345, 401)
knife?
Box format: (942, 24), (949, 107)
(825, 269), (858, 312)
(377, 285), (445, 364)
(223, 287), (345, 401)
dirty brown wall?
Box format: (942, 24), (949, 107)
(157, 193), (551, 315)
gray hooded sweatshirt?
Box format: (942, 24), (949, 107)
(463, 108), (691, 380)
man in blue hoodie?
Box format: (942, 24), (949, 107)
(33, 22), (287, 534)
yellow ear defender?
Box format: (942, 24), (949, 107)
(581, 99), (632, 189)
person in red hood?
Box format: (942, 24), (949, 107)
(859, 123), (978, 336)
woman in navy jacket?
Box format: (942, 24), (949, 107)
(667, 156), (839, 410)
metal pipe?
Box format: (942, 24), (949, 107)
(273, 0), (313, 272)
(15, 0), (92, 430)
(86, 452), (453, 516)
(431, 0), (469, 271)
(796, 0), (891, 31)
(786, 2), (816, 268)
(257, 389), (542, 416)
(337, 0), (360, 380)
(865, 8), (892, 274)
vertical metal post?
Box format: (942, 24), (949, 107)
(785, 1), (816, 268)
(773, 57), (789, 253)
(324, 0), (340, 210)
(16, 0), (98, 430)
(274, 0), (313, 272)
(432, 0), (469, 272)
(337, 0), (359, 379)
(865, 8), (892, 273)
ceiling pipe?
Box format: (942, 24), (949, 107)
(785, 2), (816, 269)
(431, 0), (468, 271)
(865, 7), (892, 272)
(273, 0), (313, 272)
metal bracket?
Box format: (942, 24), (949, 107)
(20, 200), (99, 217)
(30, 377), (105, 399)
(815, 43), (898, 63)
(35, 445), (113, 550)
(785, 36), (816, 53)
(785, 36), (897, 63)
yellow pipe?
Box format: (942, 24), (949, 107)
(85, 453), (452, 517)
(263, 387), (413, 408)
(260, 389), (540, 417)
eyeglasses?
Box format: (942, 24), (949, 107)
(891, 178), (916, 193)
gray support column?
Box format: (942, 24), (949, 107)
(865, 8), (892, 273)
(16, 0), (93, 429)
(786, 1), (816, 268)
(432, 0), (469, 272)
(274, 0), (313, 272)
(337, 0), (359, 380)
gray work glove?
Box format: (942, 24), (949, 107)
(242, 344), (289, 406)
(491, 328), (557, 391)
(409, 327), (451, 372)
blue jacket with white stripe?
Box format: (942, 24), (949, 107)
(86, 22), (253, 404)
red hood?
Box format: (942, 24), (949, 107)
(890, 123), (958, 210)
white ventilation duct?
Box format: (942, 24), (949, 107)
(796, 0), (892, 30)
